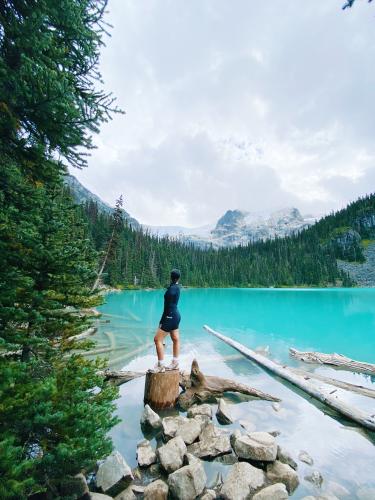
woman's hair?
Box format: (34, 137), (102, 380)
(170, 269), (181, 283)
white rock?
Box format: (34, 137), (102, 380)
(305, 470), (323, 488)
(136, 439), (156, 467)
(201, 489), (216, 500)
(168, 458), (207, 500)
(176, 418), (201, 444)
(277, 446), (298, 470)
(216, 398), (233, 425)
(90, 494), (113, 500)
(187, 404), (212, 419)
(253, 483), (289, 500)
(162, 415), (188, 439)
(267, 460), (299, 494)
(188, 434), (231, 458)
(140, 404), (162, 430)
(299, 450), (314, 465)
(114, 486), (136, 500)
(96, 451), (133, 492)
(220, 462), (265, 500)
(233, 432), (277, 462)
(157, 436), (187, 473)
(143, 479), (168, 500)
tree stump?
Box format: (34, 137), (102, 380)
(144, 369), (180, 409)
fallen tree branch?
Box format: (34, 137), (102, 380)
(98, 369), (145, 385)
(178, 358), (280, 410)
(204, 325), (375, 432)
(289, 348), (375, 376)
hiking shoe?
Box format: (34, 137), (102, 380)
(152, 363), (165, 373)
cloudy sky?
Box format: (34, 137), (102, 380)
(71, 0), (375, 227)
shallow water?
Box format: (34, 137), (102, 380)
(94, 288), (375, 499)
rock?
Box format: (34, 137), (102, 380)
(272, 402), (281, 412)
(136, 439), (157, 467)
(188, 426), (231, 459)
(96, 451), (134, 492)
(187, 404), (212, 419)
(233, 432), (277, 462)
(157, 436), (187, 473)
(209, 472), (223, 490)
(267, 460), (299, 494)
(277, 446), (298, 470)
(299, 450), (314, 465)
(193, 414), (212, 428)
(326, 481), (350, 497)
(305, 471), (323, 488)
(214, 453), (238, 465)
(252, 483), (289, 500)
(356, 488), (375, 500)
(268, 430), (281, 437)
(114, 486), (136, 500)
(201, 489), (216, 500)
(90, 494), (114, 500)
(143, 479), (168, 500)
(239, 419), (256, 432)
(230, 429), (241, 449)
(220, 462), (265, 500)
(130, 485), (145, 494)
(140, 404), (162, 430)
(59, 473), (89, 498)
(176, 418), (201, 444)
(162, 415), (188, 439)
(216, 398), (233, 425)
(168, 458), (207, 500)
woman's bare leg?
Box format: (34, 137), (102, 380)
(154, 328), (169, 361)
(170, 329), (180, 358)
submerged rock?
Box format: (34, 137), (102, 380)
(252, 483), (289, 500)
(305, 470), (324, 488)
(220, 462), (265, 500)
(140, 404), (162, 430)
(216, 398), (233, 425)
(157, 436), (186, 473)
(239, 419), (256, 433)
(326, 481), (350, 497)
(187, 403), (212, 419)
(299, 450), (314, 465)
(233, 431), (277, 462)
(136, 439), (156, 467)
(356, 487), (375, 500)
(96, 451), (134, 492)
(277, 446), (298, 470)
(267, 460), (299, 494)
(201, 489), (216, 500)
(168, 457), (207, 500)
(143, 479), (168, 500)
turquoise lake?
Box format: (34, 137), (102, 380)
(93, 288), (375, 499)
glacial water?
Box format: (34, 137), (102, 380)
(93, 288), (375, 499)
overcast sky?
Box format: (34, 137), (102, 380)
(70, 0), (375, 227)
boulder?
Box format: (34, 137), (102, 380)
(90, 494), (114, 500)
(114, 486), (136, 500)
(136, 439), (157, 467)
(193, 414), (212, 428)
(305, 470), (323, 488)
(140, 404), (162, 430)
(162, 415), (188, 440)
(201, 489), (216, 500)
(157, 435), (187, 473)
(176, 418), (201, 444)
(252, 483), (289, 500)
(277, 446), (297, 470)
(220, 462), (265, 500)
(96, 451), (134, 492)
(188, 427), (231, 459)
(230, 429), (241, 449)
(233, 432), (277, 462)
(267, 460), (299, 494)
(168, 458), (207, 500)
(143, 479), (168, 500)
(187, 404), (212, 419)
(298, 450), (314, 465)
(216, 398), (233, 425)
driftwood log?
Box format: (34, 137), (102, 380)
(177, 358), (280, 410)
(289, 348), (375, 376)
(204, 325), (375, 432)
(98, 370), (145, 386)
(144, 369), (180, 409)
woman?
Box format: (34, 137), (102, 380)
(153, 269), (181, 372)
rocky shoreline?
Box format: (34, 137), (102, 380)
(80, 400), (357, 500)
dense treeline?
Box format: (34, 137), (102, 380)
(0, 2), (120, 498)
(80, 193), (375, 289)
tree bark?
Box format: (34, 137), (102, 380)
(144, 369), (180, 409)
(177, 358), (280, 410)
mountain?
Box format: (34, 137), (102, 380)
(149, 207), (317, 248)
(64, 173), (140, 228)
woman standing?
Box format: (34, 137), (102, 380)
(153, 269), (181, 372)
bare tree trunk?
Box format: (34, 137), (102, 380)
(91, 228), (115, 292)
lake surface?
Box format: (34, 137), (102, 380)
(94, 288), (375, 499)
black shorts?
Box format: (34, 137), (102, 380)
(160, 311), (181, 332)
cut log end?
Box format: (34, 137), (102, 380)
(144, 369), (180, 410)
